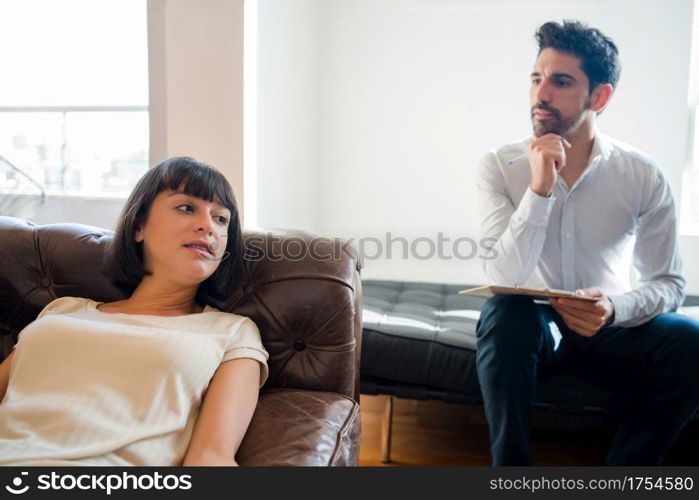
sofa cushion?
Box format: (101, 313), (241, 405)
(360, 280), (699, 414)
(361, 281), (485, 396)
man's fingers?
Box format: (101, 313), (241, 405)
(575, 286), (602, 298)
(555, 308), (596, 337)
(546, 150), (566, 171)
(551, 301), (591, 323)
(554, 304), (605, 336)
(555, 297), (604, 313)
(551, 303), (600, 332)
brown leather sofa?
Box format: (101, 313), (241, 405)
(0, 216), (362, 466)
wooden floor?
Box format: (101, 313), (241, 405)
(358, 395), (699, 466)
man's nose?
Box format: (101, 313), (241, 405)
(535, 80), (552, 103)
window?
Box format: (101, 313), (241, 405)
(0, 0), (148, 198)
(680, 0), (699, 235)
(681, 105), (699, 235)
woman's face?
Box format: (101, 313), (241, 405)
(134, 187), (231, 286)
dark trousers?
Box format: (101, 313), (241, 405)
(475, 294), (699, 465)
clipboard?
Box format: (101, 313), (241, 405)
(458, 285), (598, 302)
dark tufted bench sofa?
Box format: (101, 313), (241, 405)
(0, 217), (363, 466)
(360, 280), (699, 461)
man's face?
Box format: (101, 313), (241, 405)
(530, 48), (593, 137)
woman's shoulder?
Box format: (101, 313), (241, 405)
(37, 296), (94, 319)
(202, 306), (254, 325)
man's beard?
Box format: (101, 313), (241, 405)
(531, 101), (589, 137)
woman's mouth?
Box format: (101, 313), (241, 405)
(183, 241), (214, 257)
(184, 246), (212, 258)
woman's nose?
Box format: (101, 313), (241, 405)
(195, 214), (215, 234)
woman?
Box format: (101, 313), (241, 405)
(0, 157), (268, 466)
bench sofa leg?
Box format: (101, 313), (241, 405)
(381, 395), (393, 463)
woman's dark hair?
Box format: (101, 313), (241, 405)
(103, 157), (244, 305)
(535, 20), (621, 93)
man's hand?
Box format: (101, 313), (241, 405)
(549, 286), (615, 337)
(529, 134), (571, 197)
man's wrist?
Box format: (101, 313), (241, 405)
(530, 183), (552, 198)
(604, 299), (615, 326)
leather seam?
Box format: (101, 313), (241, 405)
(328, 399), (360, 466)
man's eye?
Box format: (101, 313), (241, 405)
(531, 79), (541, 86)
(176, 204), (194, 213)
(555, 80), (570, 87)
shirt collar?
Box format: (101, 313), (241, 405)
(591, 128), (612, 164)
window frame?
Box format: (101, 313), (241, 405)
(0, 105), (149, 199)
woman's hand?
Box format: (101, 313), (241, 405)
(183, 453), (239, 467)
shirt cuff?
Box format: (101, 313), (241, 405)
(513, 186), (556, 227)
(607, 293), (634, 326)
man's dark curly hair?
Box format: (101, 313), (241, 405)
(535, 20), (621, 93)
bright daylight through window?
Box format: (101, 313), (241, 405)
(680, 104), (699, 235)
(0, 0), (148, 207)
(680, 2), (699, 235)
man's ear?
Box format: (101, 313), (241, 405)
(589, 83), (613, 113)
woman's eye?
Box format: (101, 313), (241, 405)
(216, 215), (228, 225)
(176, 204), (194, 213)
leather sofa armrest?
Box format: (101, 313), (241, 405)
(236, 388), (360, 466)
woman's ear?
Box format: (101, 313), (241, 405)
(134, 227), (144, 243)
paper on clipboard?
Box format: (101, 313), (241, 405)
(458, 285), (598, 302)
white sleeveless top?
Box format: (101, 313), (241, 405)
(0, 296), (268, 466)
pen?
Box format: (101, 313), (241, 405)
(507, 155), (527, 165)
(507, 135), (567, 165)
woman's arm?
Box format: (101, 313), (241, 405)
(0, 350), (15, 403)
(182, 357), (261, 466)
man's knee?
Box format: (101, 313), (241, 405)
(477, 294), (541, 345)
(662, 314), (699, 355)
(673, 317), (699, 375)
(653, 314), (699, 387)
(479, 294), (538, 330)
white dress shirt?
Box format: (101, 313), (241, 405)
(477, 131), (685, 327)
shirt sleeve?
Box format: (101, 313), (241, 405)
(221, 317), (269, 388)
(478, 152), (556, 286)
(12, 297), (79, 351)
(608, 168), (685, 326)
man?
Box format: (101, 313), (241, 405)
(475, 20), (699, 466)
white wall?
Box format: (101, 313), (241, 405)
(258, 0), (699, 293)
(256, 0), (319, 230)
(149, 0), (245, 212)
